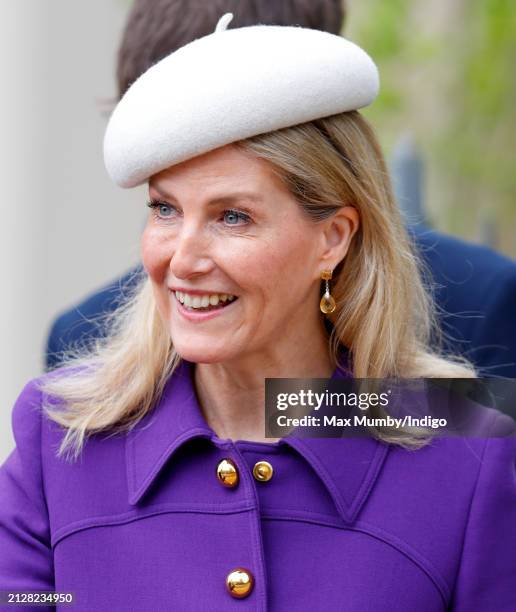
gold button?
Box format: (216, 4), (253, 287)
(226, 568), (254, 599)
(252, 460), (274, 482)
(216, 458), (239, 488)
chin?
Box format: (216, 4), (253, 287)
(171, 338), (235, 365)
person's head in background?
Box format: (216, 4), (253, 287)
(116, 0), (346, 99)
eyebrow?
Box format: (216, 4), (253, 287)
(149, 185), (264, 206)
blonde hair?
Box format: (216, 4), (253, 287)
(42, 111), (474, 459)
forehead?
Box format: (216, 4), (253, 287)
(148, 144), (285, 197)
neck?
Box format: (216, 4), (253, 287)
(193, 329), (334, 443)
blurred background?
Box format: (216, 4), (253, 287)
(348, 0), (516, 252)
(0, 0), (514, 462)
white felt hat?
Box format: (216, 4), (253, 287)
(103, 13), (379, 188)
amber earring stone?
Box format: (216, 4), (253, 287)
(320, 270), (336, 313)
(320, 293), (336, 314)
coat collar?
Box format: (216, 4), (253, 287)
(125, 358), (389, 523)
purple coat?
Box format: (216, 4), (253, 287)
(1, 360), (515, 611)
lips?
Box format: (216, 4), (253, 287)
(171, 289), (239, 322)
(174, 290), (236, 310)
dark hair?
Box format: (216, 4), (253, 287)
(116, 0), (345, 99)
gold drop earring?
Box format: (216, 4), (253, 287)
(319, 269), (336, 314)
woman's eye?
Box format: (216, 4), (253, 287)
(147, 200), (177, 219)
(158, 204), (174, 217)
(223, 209), (250, 225)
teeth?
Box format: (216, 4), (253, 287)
(174, 290), (237, 309)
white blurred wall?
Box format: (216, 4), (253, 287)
(0, 0), (144, 463)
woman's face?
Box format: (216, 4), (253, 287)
(141, 144), (351, 365)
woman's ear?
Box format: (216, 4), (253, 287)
(320, 205), (360, 267)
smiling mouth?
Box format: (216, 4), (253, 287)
(173, 290), (238, 312)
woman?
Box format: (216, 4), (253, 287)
(1, 15), (514, 612)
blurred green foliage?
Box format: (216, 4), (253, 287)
(346, 0), (516, 257)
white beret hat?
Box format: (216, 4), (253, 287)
(103, 13), (379, 188)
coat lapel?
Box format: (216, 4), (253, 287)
(125, 358), (390, 523)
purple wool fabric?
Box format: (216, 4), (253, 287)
(0, 360), (515, 611)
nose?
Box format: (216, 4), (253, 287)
(169, 222), (214, 280)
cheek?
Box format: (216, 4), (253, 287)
(233, 231), (315, 301)
(141, 226), (170, 282)
(264, 228), (317, 276)
(141, 228), (172, 321)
